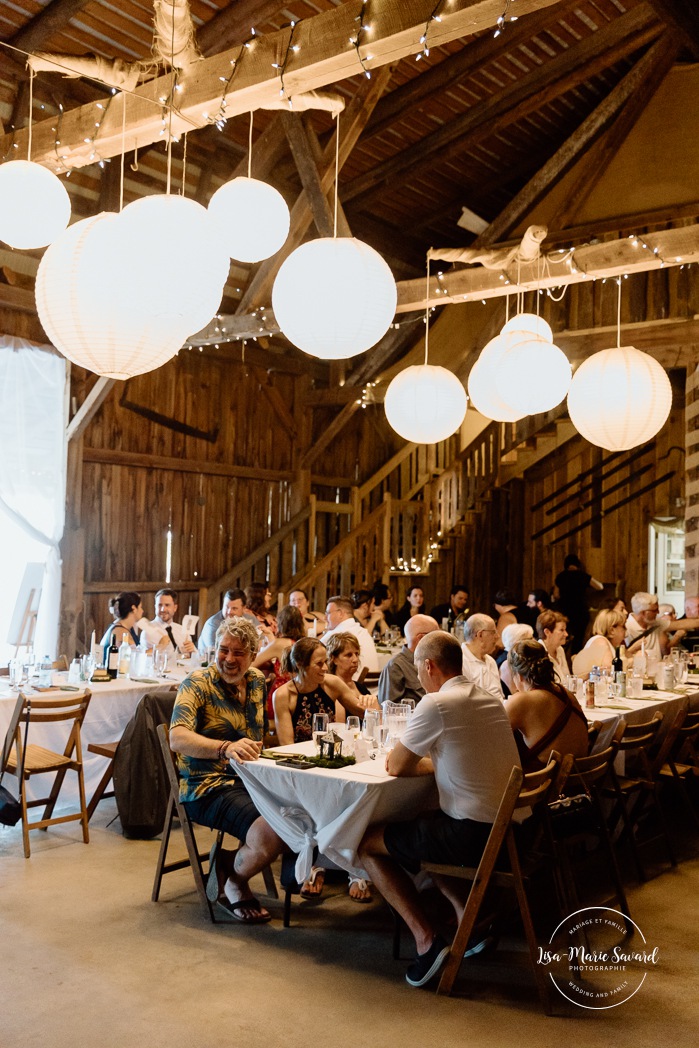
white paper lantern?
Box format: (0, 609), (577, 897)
(118, 195), (231, 334)
(208, 176), (290, 263)
(0, 160), (71, 249)
(272, 237), (397, 359)
(496, 333), (572, 415)
(385, 364), (468, 443)
(501, 312), (553, 343)
(567, 345), (672, 451)
(467, 336), (524, 421)
(36, 213), (187, 379)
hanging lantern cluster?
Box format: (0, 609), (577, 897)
(36, 196), (230, 379)
(469, 312), (572, 421)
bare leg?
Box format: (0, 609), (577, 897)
(224, 817), (284, 919)
(358, 825), (435, 955)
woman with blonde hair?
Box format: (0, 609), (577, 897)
(572, 608), (627, 679)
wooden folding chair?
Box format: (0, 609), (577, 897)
(657, 705), (699, 830)
(417, 755), (562, 1012)
(1, 690), (92, 857)
(152, 724), (278, 922)
(86, 740), (119, 820)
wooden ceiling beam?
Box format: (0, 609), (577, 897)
(0, 0), (567, 172)
(475, 35), (679, 245)
(648, 0), (699, 59)
(197, 1), (292, 57)
(342, 5), (661, 205)
(8, 0), (95, 53)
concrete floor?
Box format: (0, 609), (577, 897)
(1, 799), (697, 1048)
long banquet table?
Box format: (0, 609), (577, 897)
(0, 669), (186, 808)
(236, 741), (437, 884)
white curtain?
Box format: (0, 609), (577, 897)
(0, 336), (67, 661)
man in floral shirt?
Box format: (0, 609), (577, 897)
(170, 617), (283, 923)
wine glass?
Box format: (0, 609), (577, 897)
(312, 713), (329, 752)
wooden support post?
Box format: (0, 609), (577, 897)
(685, 365), (699, 616)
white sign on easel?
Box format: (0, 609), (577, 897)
(7, 562), (44, 648)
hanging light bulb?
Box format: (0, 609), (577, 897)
(567, 345), (672, 451)
(0, 160), (71, 249)
(208, 176), (290, 263)
(385, 364), (467, 443)
(272, 237), (396, 359)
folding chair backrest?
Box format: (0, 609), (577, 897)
(157, 722), (181, 797)
(615, 712), (663, 751)
(515, 752), (561, 811)
(567, 740), (619, 791)
(1, 692), (25, 775)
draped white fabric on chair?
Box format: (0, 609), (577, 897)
(0, 337), (67, 662)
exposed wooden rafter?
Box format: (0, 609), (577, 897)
(648, 0), (699, 59)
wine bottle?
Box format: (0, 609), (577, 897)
(612, 646), (623, 676)
(107, 633), (119, 679)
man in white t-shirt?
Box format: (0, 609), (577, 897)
(461, 613), (504, 699)
(320, 595), (378, 678)
(359, 631), (521, 988)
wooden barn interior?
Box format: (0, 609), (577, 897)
(1, 0), (699, 650)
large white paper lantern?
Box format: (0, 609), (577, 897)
(0, 160), (71, 249)
(467, 336), (524, 421)
(118, 195), (231, 334)
(385, 364), (468, 443)
(208, 176), (290, 263)
(496, 333), (572, 415)
(36, 213), (187, 379)
(272, 237), (397, 359)
(567, 345), (672, 451)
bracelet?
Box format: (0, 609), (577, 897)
(218, 740), (229, 760)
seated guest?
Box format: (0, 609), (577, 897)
(461, 614), (504, 699)
(394, 585), (426, 633)
(506, 640), (589, 772)
(321, 595), (378, 677)
(536, 610), (570, 682)
(252, 605), (306, 731)
(625, 592), (663, 658)
(499, 623), (534, 697)
(429, 583), (469, 630)
(170, 617), (284, 922)
(198, 588), (246, 654)
(274, 637), (366, 746)
(358, 632), (522, 987)
(372, 580), (396, 628)
(493, 588), (521, 644)
(352, 588), (387, 639)
(572, 608), (627, 678)
(378, 614), (440, 707)
(101, 591), (143, 662)
(289, 587), (326, 635)
(141, 587), (196, 656)
(518, 588), (550, 630)
(325, 632), (378, 710)
(658, 603), (686, 651)
(245, 581), (277, 637)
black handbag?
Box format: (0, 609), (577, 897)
(0, 699), (30, 827)
(548, 790), (595, 836)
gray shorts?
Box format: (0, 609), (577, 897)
(383, 810), (492, 875)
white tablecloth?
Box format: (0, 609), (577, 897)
(0, 671), (184, 808)
(236, 741), (436, 883)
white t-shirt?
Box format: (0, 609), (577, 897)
(321, 616), (378, 675)
(538, 638), (569, 682)
(400, 675), (521, 823)
(626, 613), (662, 659)
(461, 643), (504, 700)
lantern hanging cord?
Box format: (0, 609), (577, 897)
(119, 90), (126, 211)
(424, 256), (430, 365)
(616, 276), (622, 349)
(181, 131), (188, 194)
(248, 110), (253, 179)
(333, 110), (340, 238)
(27, 68), (34, 160)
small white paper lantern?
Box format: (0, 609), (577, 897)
(208, 176), (290, 263)
(272, 237), (397, 359)
(501, 312), (553, 343)
(118, 194), (231, 335)
(567, 345), (672, 451)
(385, 364), (468, 443)
(467, 336), (524, 422)
(496, 333), (572, 415)
(0, 160), (71, 249)
(36, 213), (187, 379)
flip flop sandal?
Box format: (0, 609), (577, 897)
(300, 866), (325, 899)
(217, 896), (272, 923)
(348, 877), (372, 903)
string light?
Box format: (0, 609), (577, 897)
(273, 21), (298, 107)
(628, 232), (668, 267)
(351, 1), (374, 78)
(494, 0), (517, 38)
(206, 35), (254, 131)
(416, 1), (446, 61)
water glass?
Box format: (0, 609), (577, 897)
(594, 677), (609, 704)
(68, 658), (82, 685)
(362, 709), (380, 745)
(627, 673), (643, 699)
(154, 649), (169, 677)
(346, 716), (361, 740)
(9, 658), (26, 690)
(312, 713), (329, 752)
(378, 724), (390, 753)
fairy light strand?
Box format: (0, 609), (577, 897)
(351, 1), (374, 78)
(273, 21), (298, 108)
(494, 0), (518, 39)
(416, 1), (446, 61)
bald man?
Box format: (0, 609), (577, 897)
(377, 614), (440, 707)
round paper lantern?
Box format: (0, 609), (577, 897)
(496, 333), (572, 415)
(385, 365), (468, 443)
(272, 237), (397, 359)
(567, 345), (672, 451)
(118, 194), (231, 334)
(0, 160), (71, 249)
(36, 213), (187, 379)
(501, 311), (553, 343)
(208, 176), (290, 263)
(467, 336), (524, 421)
